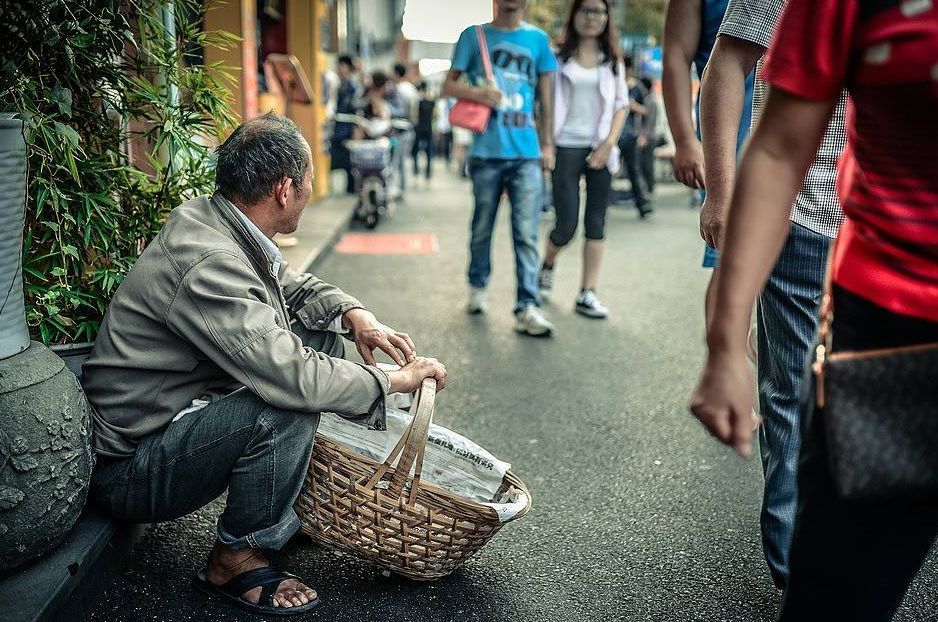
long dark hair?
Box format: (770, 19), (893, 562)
(557, 0), (620, 74)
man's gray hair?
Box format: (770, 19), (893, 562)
(215, 113), (309, 205)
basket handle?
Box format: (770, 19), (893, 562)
(365, 378), (437, 503)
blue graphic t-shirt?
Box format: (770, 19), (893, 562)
(451, 22), (557, 160)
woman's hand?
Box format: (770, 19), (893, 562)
(586, 140), (614, 169)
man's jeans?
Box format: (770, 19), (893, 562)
(468, 157), (542, 313)
(89, 326), (339, 550)
(756, 222), (831, 587)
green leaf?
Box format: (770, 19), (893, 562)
(53, 122), (80, 149)
(49, 86), (73, 118)
(62, 244), (80, 260)
(70, 33), (93, 49)
(51, 267), (66, 277)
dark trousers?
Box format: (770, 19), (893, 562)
(639, 142), (655, 193)
(90, 326), (342, 551)
(618, 134), (648, 209)
(549, 146), (612, 247)
(331, 140), (355, 194)
(780, 287), (938, 620)
(412, 132), (433, 179)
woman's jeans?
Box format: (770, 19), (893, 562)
(89, 326), (341, 551)
(467, 157), (543, 313)
(549, 146), (611, 247)
(780, 287), (938, 620)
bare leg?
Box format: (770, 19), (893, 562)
(582, 239), (604, 291)
(543, 238), (562, 268)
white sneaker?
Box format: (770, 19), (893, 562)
(467, 287), (487, 315)
(514, 304), (554, 337)
(575, 289), (609, 319)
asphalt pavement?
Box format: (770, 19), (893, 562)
(85, 163), (938, 622)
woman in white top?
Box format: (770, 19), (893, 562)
(539, 0), (628, 319)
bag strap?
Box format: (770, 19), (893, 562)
(475, 25), (496, 86)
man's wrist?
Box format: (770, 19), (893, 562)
(674, 134), (699, 149)
(341, 306), (369, 330)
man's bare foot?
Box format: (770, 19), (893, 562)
(206, 541), (317, 609)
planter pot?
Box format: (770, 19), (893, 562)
(0, 114), (29, 359)
(0, 115), (93, 572)
(0, 342), (93, 571)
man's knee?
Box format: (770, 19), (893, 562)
(256, 408), (320, 445)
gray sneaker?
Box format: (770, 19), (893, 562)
(514, 304), (554, 337)
(575, 289), (609, 319)
(467, 287), (487, 315)
(538, 264), (554, 297)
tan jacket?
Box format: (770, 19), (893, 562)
(84, 193), (389, 457)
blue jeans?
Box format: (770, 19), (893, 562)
(468, 158), (543, 313)
(90, 326), (340, 550)
(756, 222), (831, 587)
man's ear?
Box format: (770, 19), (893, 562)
(274, 177), (293, 207)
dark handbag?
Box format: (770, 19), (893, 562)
(813, 289), (938, 501)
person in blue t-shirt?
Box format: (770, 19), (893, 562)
(661, 0), (754, 327)
(443, 0), (558, 337)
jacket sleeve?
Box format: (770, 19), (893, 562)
(167, 251), (388, 425)
(278, 259), (365, 331)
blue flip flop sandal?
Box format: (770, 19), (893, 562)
(193, 565), (320, 616)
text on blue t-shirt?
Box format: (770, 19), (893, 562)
(450, 23), (557, 160)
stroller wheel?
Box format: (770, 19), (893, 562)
(363, 211), (379, 229)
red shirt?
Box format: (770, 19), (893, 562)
(763, 0), (938, 322)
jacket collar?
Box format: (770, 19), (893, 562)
(210, 192), (281, 277)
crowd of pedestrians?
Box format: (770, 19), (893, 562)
(440, 0), (938, 617)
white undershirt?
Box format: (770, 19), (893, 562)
(556, 60), (602, 148)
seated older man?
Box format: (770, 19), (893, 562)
(83, 113), (447, 616)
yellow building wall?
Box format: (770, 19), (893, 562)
(203, 1), (245, 122)
(204, 0), (331, 199)
(287, 0), (331, 199)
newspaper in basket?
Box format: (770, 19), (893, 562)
(347, 138), (391, 171)
(296, 379), (532, 580)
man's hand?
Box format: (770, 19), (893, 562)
(387, 357), (448, 394)
(673, 137), (706, 189)
(689, 350), (755, 458)
(699, 194), (730, 249)
(342, 308), (416, 366)
(586, 140), (613, 170)
(541, 144), (555, 172)
(474, 86), (502, 108)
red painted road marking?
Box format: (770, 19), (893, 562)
(334, 233), (439, 255)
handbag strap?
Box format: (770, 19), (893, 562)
(475, 25), (496, 86)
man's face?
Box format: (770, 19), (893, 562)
(495, 0), (526, 12)
(281, 145), (314, 234)
(338, 62), (352, 80)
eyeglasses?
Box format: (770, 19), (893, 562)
(577, 6), (608, 18)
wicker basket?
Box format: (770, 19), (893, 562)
(296, 379), (531, 580)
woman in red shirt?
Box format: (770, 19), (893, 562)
(690, 0), (938, 618)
